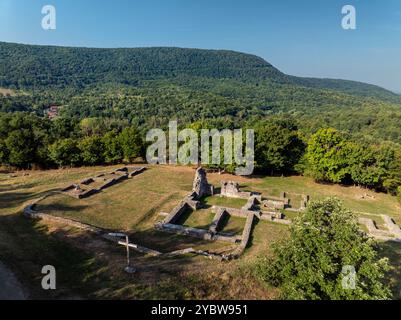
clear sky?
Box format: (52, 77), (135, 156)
(1, 0), (400, 92)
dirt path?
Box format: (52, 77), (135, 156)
(0, 261), (26, 300)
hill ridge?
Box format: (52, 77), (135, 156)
(0, 41), (398, 102)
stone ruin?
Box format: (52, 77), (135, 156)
(300, 195), (310, 210)
(155, 168), (254, 259)
(359, 215), (401, 242)
(62, 166), (146, 199)
(155, 167), (295, 260)
(220, 181), (251, 199)
(262, 199), (286, 210)
(192, 167), (214, 199)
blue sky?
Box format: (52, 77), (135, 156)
(1, 0), (401, 92)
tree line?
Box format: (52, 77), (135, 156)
(1, 112), (400, 200)
(0, 113), (143, 169)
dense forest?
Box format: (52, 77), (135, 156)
(1, 41), (401, 200)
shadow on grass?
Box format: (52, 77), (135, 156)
(0, 182), (40, 193)
(378, 241), (401, 299)
(0, 214), (109, 299)
(218, 214), (242, 235)
(35, 203), (89, 213)
(246, 217), (260, 249)
(0, 214), (213, 300)
(174, 208), (213, 230)
(0, 189), (60, 210)
(127, 228), (220, 253)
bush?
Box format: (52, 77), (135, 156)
(255, 198), (391, 300)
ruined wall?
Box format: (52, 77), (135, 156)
(210, 205), (254, 218)
(358, 217), (401, 242)
(209, 208), (228, 234)
(220, 181), (251, 199)
(163, 201), (191, 224)
(62, 166), (146, 199)
(192, 167), (213, 199)
(382, 215), (401, 238)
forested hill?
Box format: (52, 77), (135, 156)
(0, 42), (286, 88)
(0, 41), (399, 102)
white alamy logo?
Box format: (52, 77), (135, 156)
(146, 121), (254, 175)
(41, 265), (56, 290)
(41, 5), (56, 30)
(342, 5), (356, 30)
(341, 265), (356, 290)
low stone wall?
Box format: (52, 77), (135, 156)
(24, 202), (104, 235)
(382, 215), (401, 238)
(220, 181), (252, 199)
(231, 212), (255, 257)
(156, 223), (208, 238)
(358, 217), (389, 237)
(358, 217), (401, 242)
(163, 201), (191, 224)
(242, 196), (258, 211)
(209, 208), (228, 234)
(185, 193), (202, 210)
(129, 167), (146, 177)
(61, 185), (75, 192)
(212, 234), (241, 244)
(80, 178), (94, 185)
(262, 199), (286, 210)
(211, 205), (254, 218)
(260, 212), (291, 224)
(155, 222), (240, 244)
(62, 166), (146, 199)
(99, 174), (128, 190)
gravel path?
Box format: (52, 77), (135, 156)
(0, 261), (26, 300)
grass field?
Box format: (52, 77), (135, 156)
(1, 165), (401, 299)
(176, 208), (215, 230)
(203, 195), (248, 209)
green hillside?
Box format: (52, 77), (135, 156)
(0, 41), (398, 101)
(1, 41), (401, 145)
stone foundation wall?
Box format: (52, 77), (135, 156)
(358, 217), (401, 242)
(220, 181), (251, 199)
(62, 166), (146, 199)
(163, 201), (191, 224)
(263, 199), (285, 210)
(209, 208), (228, 234)
(156, 223), (208, 239)
(382, 215), (401, 238)
(210, 205), (254, 218)
(231, 213), (255, 257)
(242, 196), (258, 211)
(24, 202), (104, 235)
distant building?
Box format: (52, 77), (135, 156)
(46, 105), (59, 120)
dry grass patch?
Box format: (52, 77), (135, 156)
(0, 88), (15, 96)
(35, 165), (195, 230)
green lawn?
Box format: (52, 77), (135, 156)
(219, 215), (245, 235)
(203, 195), (248, 209)
(176, 208), (216, 230)
(253, 176), (401, 220)
(2, 165), (401, 299)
